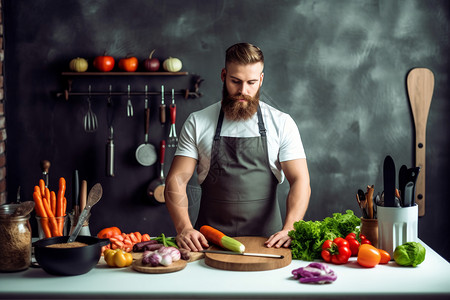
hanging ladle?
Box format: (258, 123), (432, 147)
(67, 183), (102, 243)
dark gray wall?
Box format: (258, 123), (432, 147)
(4, 0), (449, 260)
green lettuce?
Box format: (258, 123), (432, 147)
(394, 242), (426, 267)
(289, 210), (361, 261)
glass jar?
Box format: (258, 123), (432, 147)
(0, 204), (32, 272)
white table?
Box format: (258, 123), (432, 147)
(1, 241), (449, 299)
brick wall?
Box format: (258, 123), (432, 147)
(0, 1), (6, 205)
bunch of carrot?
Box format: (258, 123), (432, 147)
(32, 178), (67, 238)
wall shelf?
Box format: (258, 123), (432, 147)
(58, 72), (203, 100)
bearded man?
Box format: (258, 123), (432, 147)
(165, 43), (311, 251)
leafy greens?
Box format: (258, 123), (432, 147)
(289, 210), (361, 261)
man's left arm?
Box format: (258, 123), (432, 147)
(265, 158), (311, 248)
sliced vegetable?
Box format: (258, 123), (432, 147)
(292, 262), (337, 284)
(321, 237), (351, 265)
(394, 242), (426, 267)
(357, 244), (381, 268)
(200, 225), (245, 253)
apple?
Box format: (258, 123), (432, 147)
(93, 55), (115, 72)
(143, 49), (160, 71)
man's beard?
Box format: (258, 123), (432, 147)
(221, 83), (260, 121)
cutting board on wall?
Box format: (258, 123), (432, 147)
(204, 236), (292, 271)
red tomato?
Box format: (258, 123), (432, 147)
(357, 244), (381, 268)
(93, 55), (115, 72)
(378, 249), (391, 264)
(118, 57), (138, 72)
(97, 226), (122, 239)
(346, 233), (356, 239)
(346, 236), (361, 256)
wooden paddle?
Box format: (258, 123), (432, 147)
(407, 68), (435, 216)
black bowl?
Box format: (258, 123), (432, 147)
(33, 235), (110, 276)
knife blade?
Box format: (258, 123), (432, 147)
(403, 181), (414, 207)
(201, 250), (284, 259)
(406, 167), (421, 206)
(398, 165), (408, 206)
(383, 155), (396, 207)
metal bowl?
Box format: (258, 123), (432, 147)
(33, 235), (109, 276)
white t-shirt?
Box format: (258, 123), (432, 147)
(175, 101), (306, 184)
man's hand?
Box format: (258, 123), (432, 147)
(264, 229), (292, 248)
(176, 228), (209, 252)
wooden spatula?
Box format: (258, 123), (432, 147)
(407, 68), (435, 216)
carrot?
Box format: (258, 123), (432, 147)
(39, 179), (45, 198)
(56, 177), (66, 217)
(34, 185), (41, 197)
(200, 225), (225, 246)
(141, 234), (151, 241)
(50, 190), (56, 217)
(200, 225), (245, 253)
(33, 192), (51, 238)
(134, 232), (142, 243)
(41, 195), (61, 237)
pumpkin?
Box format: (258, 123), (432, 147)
(163, 57), (182, 72)
(118, 56), (138, 72)
(69, 57), (88, 72)
(93, 55), (115, 72)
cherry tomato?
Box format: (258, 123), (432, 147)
(357, 244), (381, 268)
(378, 249), (391, 264)
(346, 233), (356, 239)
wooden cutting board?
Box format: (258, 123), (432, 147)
(132, 258), (187, 274)
(204, 236), (292, 271)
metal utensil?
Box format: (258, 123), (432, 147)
(40, 160), (50, 187)
(403, 182), (414, 207)
(160, 85), (166, 125)
(407, 68), (434, 216)
(106, 87), (115, 176)
(201, 250), (284, 259)
(136, 86), (157, 166)
(406, 166), (421, 206)
(147, 140), (166, 203)
(168, 88), (178, 147)
(127, 85), (134, 117)
(67, 183), (102, 243)
(84, 86), (98, 132)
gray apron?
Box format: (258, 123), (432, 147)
(195, 105), (282, 237)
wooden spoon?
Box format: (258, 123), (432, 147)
(407, 68), (435, 216)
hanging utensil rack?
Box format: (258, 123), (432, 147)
(56, 72), (204, 100)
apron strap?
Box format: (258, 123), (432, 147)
(214, 105), (266, 140)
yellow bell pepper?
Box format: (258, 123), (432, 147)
(104, 249), (133, 268)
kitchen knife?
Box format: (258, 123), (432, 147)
(403, 182), (414, 207)
(201, 250), (284, 259)
(398, 165), (408, 206)
(406, 167), (421, 206)
(72, 170), (80, 217)
(383, 155), (396, 207)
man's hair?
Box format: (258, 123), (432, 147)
(225, 43), (264, 66)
